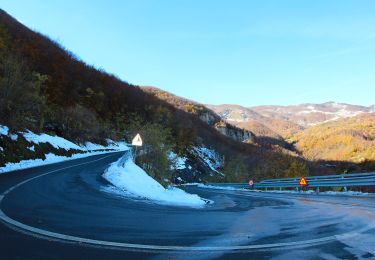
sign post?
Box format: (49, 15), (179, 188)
(131, 133), (143, 161)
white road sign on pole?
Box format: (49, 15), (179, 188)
(132, 133), (143, 146)
(248, 180), (254, 186)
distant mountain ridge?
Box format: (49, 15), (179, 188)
(207, 102), (375, 138)
(207, 102), (375, 171)
(251, 102), (374, 127)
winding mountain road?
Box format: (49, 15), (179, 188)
(0, 152), (374, 259)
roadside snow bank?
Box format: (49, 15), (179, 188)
(23, 131), (83, 150)
(1, 151), (120, 173)
(103, 156), (208, 208)
(22, 131), (129, 152)
(0, 124), (129, 173)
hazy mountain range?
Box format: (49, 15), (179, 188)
(144, 86), (375, 167)
(207, 102), (375, 139)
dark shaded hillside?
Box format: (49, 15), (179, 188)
(0, 9), (196, 143)
(0, 9), (311, 182)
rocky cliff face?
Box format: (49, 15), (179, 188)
(214, 121), (254, 143)
(198, 110), (220, 126)
(199, 111), (255, 143)
(141, 87), (255, 143)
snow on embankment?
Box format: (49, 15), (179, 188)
(103, 155), (208, 208)
(193, 147), (224, 176)
(0, 125), (128, 173)
(22, 130), (128, 151)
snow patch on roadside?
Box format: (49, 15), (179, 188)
(103, 156), (208, 208)
(0, 151), (121, 173)
(3, 126), (128, 153)
(82, 140), (128, 151)
(188, 183), (246, 191)
(23, 130), (84, 151)
(0, 124), (130, 173)
(83, 142), (107, 151)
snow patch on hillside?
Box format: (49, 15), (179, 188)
(168, 152), (187, 170)
(103, 155), (208, 208)
(0, 125), (9, 135)
(295, 103), (366, 126)
(193, 147), (224, 175)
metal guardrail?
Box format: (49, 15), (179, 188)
(209, 172), (375, 191)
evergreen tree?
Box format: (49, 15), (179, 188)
(284, 160), (309, 178)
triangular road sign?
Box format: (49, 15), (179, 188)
(132, 133), (143, 146)
(299, 176), (308, 186)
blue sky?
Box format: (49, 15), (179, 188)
(1, 0), (375, 106)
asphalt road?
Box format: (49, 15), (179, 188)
(0, 152), (374, 259)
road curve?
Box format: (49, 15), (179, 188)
(0, 152), (374, 259)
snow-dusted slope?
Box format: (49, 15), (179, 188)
(103, 155), (208, 208)
(21, 130), (128, 152)
(193, 146), (224, 175)
(0, 125), (128, 173)
(251, 102), (374, 127)
(209, 102), (374, 128)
